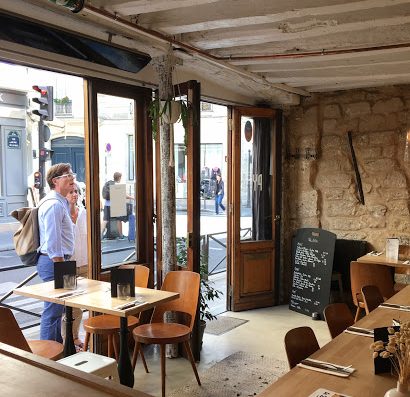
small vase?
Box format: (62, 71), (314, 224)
(385, 381), (410, 397)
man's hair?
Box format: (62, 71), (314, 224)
(113, 172), (122, 182)
(46, 163), (71, 189)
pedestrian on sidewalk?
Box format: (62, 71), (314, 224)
(215, 173), (225, 215)
(37, 163), (75, 342)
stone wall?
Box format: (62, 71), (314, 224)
(280, 85), (410, 303)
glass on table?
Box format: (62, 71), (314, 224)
(117, 283), (131, 300)
(63, 274), (77, 290)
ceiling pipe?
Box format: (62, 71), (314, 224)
(82, 4), (309, 97)
(220, 42), (410, 62)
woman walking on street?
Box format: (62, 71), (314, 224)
(215, 174), (225, 215)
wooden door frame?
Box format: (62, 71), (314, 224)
(228, 106), (279, 311)
(85, 78), (154, 284)
(154, 80), (201, 359)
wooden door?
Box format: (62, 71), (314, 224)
(228, 107), (279, 311)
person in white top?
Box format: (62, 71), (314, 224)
(62, 182), (88, 350)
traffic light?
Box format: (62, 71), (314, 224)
(32, 85), (53, 121)
(34, 171), (42, 189)
(39, 148), (54, 161)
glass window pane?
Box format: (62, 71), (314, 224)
(98, 94), (137, 268)
(240, 116), (273, 241)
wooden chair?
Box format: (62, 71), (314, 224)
(0, 306), (63, 360)
(361, 285), (384, 314)
(350, 261), (395, 322)
(132, 270), (201, 397)
(83, 264), (150, 360)
(323, 303), (354, 339)
(284, 326), (319, 369)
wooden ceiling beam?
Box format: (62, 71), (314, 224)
(230, 46), (410, 66)
(183, 16), (410, 49)
(135, 0), (410, 34)
(95, 0), (219, 16)
(266, 72), (410, 86)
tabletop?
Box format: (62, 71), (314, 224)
(259, 285), (410, 397)
(357, 253), (410, 268)
(14, 278), (179, 317)
(0, 342), (153, 397)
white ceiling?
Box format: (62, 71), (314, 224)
(3, 0), (410, 105)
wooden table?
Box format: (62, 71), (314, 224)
(14, 278), (179, 387)
(259, 285), (410, 397)
(357, 253), (410, 268)
(0, 342), (153, 397)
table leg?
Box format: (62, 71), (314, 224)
(63, 306), (76, 357)
(118, 316), (134, 387)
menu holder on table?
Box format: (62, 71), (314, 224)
(110, 267), (135, 298)
(54, 261), (76, 289)
(386, 238), (399, 261)
(374, 326), (400, 374)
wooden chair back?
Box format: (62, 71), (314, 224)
(323, 303), (354, 339)
(119, 264), (150, 288)
(350, 261), (394, 307)
(361, 285), (384, 314)
(0, 306), (31, 352)
(284, 326), (319, 369)
(151, 271), (200, 331)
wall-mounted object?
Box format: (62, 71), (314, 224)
(287, 147), (317, 160)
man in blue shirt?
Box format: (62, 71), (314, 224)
(37, 163), (75, 342)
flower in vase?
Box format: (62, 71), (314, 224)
(371, 321), (410, 384)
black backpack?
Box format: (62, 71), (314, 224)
(102, 180), (115, 200)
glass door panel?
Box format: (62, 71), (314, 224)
(240, 116), (273, 241)
(97, 93), (137, 269)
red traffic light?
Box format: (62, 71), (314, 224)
(32, 85), (53, 121)
(32, 85), (48, 96)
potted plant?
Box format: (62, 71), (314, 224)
(176, 237), (223, 346)
(148, 97), (189, 140)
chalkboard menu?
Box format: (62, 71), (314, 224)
(289, 228), (336, 317)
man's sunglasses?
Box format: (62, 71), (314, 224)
(54, 173), (76, 180)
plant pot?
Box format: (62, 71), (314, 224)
(199, 319), (206, 350)
(160, 100), (181, 124)
(385, 381), (410, 397)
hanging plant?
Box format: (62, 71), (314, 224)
(149, 97), (190, 144)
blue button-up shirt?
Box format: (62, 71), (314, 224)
(38, 191), (74, 259)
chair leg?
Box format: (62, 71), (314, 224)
(160, 344), (166, 397)
(354, 306), (361, 322)
(84, 332), (90, 352)
(131, 341), (139, 370)
(139, 344), (149, 373)
(112, 333), (119, 361)
(183, 340), (201, 386)
(108, 334), (114, 358)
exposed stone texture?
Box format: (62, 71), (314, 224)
(281, 85), (410, 304)
(324, 104), (341, 119)
(372, 98), (404, 114)
(344, 102), (371, 118)
(294, 190), (319, 218)
(316, 172), (352, 188)
(385, 200), (410, 216)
